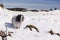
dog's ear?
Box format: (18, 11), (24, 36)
(22, 15), (24, 21)
(26, 25), (29, 27)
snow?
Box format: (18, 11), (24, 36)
(0, 7), (60, 40)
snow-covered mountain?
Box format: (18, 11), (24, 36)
(0, 7), (60, 40)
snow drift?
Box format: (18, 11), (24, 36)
(0, 6), (60, 40)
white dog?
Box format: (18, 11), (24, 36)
(12, 14), (24, 29)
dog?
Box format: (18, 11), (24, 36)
(24, 25), (39, 32)
(12, 14), (24, 29)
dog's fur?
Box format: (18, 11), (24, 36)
(0, 31), (12, 40)
(15, 15), (24, 22)
(0, 31), (6, 40)
(24, 25), (39, 32)
(12, 14), (24, 29)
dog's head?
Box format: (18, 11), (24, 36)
(15, 14), (24, 22)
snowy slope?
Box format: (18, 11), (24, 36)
(0, 7), (60, 40)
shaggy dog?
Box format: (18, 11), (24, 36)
(12, 14), (24, 29)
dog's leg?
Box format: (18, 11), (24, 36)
(29, 28), (32, 31)
(34, 27), (39, 32)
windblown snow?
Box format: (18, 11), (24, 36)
(0, 7), (60, 40)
